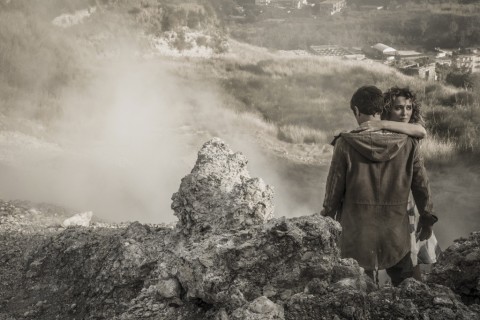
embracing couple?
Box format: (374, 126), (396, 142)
(321, 85), (439, 286)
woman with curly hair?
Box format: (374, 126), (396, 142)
(356, 86), (441, 282)
(356, 86), (427, 137)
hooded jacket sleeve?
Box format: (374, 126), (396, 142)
(411, 141), (437, 227)
(322, 139), (347, 221)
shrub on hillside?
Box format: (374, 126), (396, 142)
(0, 11), (79, 118)
(439, 91), (477, 107)
(426, 104), (480, 152)
(172, 30), (193, 51)
(446, 71), (475, 89)
(161, 7), (188, 31)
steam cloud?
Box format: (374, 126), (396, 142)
(0, 46), (318, 223)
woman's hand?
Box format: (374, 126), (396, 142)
(352, 120), (385, 133)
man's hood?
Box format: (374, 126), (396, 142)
(340, 132), (409, 162)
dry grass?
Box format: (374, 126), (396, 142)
(420, 135), (456, 163)
(234, 111), (277, 136)
(277, 125), (329, 145)
(210, 45), (480, 162)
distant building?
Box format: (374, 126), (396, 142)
(453, 54), (480, 73)
(363, 43), (396, 59)
(294, 0), (309, 9)
(359, 5), (384, 11)
(396, 50), (423, 58)
(372, 43), (396, 55)
(310, 45), (365, 59)
(435, 48), (453, 58)
(271, 0), (297, 7)
(310, 45), (350, 56)
(318, 0), (346, 15)
(399, 63), (437, 81)
(253, 0), (308, 8)
(435, 57), (453, 66)
(237, 0), (256, 5)
(473, 56), (480, 73)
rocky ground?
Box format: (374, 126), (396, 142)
(428, 231), (480, 306)
(0, 200), (70, 315)
(0, 138), (479, 320)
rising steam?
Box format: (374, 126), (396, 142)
(0, 43), (317, 223)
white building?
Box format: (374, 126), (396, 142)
(318, 0), (346, 15)
(371, 43), (397, 56)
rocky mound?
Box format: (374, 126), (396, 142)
(428, 231), (480, 305)
(172, 138), (275, 236)
(1, 138), (479, 320)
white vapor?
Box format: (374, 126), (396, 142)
(0, 52), (315, 223)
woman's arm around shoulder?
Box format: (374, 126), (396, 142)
(354, 120), (427, 139)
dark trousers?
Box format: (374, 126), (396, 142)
(366, 252), (414, 287)
(386, 252), (414, 286)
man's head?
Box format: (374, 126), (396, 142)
(350, 86), (384, 124)
(383, 87), (423, 124)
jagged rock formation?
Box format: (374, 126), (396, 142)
(1, 138), (479, 320)
(172, 138), (274, 236)
(428, 231), (480, 305)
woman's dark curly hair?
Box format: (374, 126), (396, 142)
(383, 86), (424, 125)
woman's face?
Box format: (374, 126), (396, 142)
(389, 96), (413, 123)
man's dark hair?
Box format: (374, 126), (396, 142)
(350, 85), (384, 115)
(383, 86), (424, 125)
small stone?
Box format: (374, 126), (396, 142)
(301, 251), (314, 261)
(157, 278), (181, 298)
(465, 250), (480, 262)
(263, 284), (277, 297)
(433, 296), (453, 306)
(249, 296), (278, 314)
(342, 306), (355, 317)
(280, 289), (293, 300)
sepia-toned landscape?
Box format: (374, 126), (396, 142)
(1, 0), (479, 319)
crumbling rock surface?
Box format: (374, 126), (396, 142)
(1, 138), (479, 319)
(172, 138), (274, 236)
(0, 200), (73, 316)
(428, 231), (480, 305)
(285, 278), (479, 320)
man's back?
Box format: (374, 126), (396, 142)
(323, 132), (432, 270)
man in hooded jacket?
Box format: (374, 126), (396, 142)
(321, 85), (438, 286)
